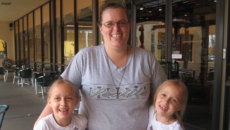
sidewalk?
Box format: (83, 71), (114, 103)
(0, 78), (46, 130)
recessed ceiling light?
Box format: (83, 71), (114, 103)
(1, 2), (11, 5)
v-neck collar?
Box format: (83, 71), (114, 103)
(101, 44), (133, 71)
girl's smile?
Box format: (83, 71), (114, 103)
(155, 84), (184, 124)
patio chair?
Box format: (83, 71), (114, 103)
(18, 68), (32, 87)
(13, 67), (20, 84)
(34, 73), (44, 95)
(0, 67), (6, 82)
(38, 75), (55, 99)
(0, 104), (9, 129)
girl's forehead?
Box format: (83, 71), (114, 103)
(52, 83), (75, 93)
(159, 84), (183, 96)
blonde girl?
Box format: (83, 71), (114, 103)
(147, 79), (188, 130)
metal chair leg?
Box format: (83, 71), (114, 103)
(31, 78), (34, 87)
(41, 86), (44, 99)
(3, 74), (6, 82)
(13, 76), (15, 84)
(35, 79), (38, 95)
(5, 71), (8, 81)
(17, 76), (20, 85)
(21, 78), (24, 88)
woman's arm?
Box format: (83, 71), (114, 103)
(33, 104), (53, 128)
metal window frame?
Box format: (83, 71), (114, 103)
(212, 0), (225, 129)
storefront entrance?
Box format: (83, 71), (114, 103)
(126, 0), (218, 129)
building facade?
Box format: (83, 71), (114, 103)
(0, 0), (228, 129)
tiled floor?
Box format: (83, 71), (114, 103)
(0, 78), (47, 130)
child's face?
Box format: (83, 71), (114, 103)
(48, 83), (78, 125)
(155, 84), (183, 119)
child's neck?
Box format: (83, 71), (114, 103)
(156, 114), (176, 125)
(53, 114), (71, 127)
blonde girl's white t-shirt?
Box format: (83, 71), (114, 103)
(147, 105), (183, 130)
(34, 114), (87, 130)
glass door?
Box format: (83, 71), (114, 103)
(131, 0), (217, 129)
(171, 1), (216, 129)
(135, 1), (166, 68)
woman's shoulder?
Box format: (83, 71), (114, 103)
(74, 45), (104, 59)
(131, 47), (157, 63)
(132, 46), (155, 57)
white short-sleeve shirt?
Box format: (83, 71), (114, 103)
(147, 105), (183, 130)
(34, 114), (87, 130)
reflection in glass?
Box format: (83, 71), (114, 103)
(35, 8), (41, 62)
(56, 0), (61, 64)
(57, 65), (62, 75)
(24, 16), (28, 66)
(77, 0), (93, 50)
(63, 0), (74, 65)
(36, 63), (42, 71)
(172, 0), (216, 129)
(15, 21), (20, 66)
(30, 62), (34, 68)
(43, 3), (51, 63)
(19, 19), (24, 65)
(44, 64), (51, 71)
(28, 13), (34, 62)
(135, 1), (166, 67)
(134, 0), (216, 129)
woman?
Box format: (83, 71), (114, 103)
(34, 2), (167, 130)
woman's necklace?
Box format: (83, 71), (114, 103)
(106, 46), (129, 99)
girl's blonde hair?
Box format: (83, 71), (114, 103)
(48, 79), (79, 99)
(153, 79), (188, 130)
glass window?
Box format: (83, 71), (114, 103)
(15, 21), (20, 66)
(63, 0), (74, 65)
(24, 16), (28, 66)
(132, 1), (216, 129)
(44, 64), (51, 71)
(77, 0), (93, 50)
(19, 19), (24, 65)
(56, 0), (61, 64)
(28, 12), (34, 63)
(43, 3), (51, 64)
(135, 1), (166, 68)
(35, 8), (41, 62)
(171, 1), (216, 129)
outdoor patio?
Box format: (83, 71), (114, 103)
(0, 78), (46, 130)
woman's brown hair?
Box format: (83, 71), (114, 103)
(97, 2), (130, 26)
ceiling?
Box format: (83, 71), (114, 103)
(0, 0), (50, 22)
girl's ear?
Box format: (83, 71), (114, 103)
(47, 98), (52, 107)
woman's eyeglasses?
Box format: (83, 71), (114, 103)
(103, 21), (128, 28)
